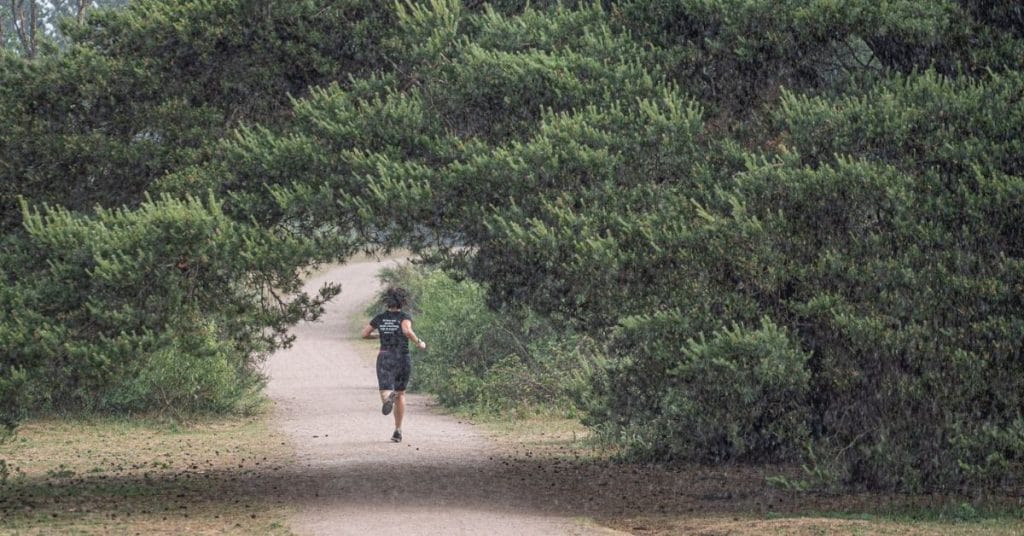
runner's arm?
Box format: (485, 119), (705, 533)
(361, 323), (378, 339)
(401, 319), (427, 349)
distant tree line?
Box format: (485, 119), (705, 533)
(2, 0), (1021, 493)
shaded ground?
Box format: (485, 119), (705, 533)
(0, 416), (295, 534)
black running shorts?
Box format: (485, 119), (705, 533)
(376, 349), (411, 391)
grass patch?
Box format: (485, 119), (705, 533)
(0, 405), (294, 534)
(604, 494), (1024, 535)
(464, 408), (1024, 536)
(799, 502), (1024, 524)
(466, 409), (612, 462)
(605, 514), (1024, 536)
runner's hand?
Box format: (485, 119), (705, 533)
(417, 340), (427, 350)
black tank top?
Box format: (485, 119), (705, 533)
(370, 310), (413, 354)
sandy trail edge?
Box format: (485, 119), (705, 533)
(264, 259), (622, 535)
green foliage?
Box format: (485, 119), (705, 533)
(0, 46), (221, 232)
(103, 321), (254, 415)
(1, 0), (393, 428)
(591, 314), (810, 463)
(616, 0), (1023, 107)
(66, 0), (395, 123)
(1, 195), (338, 414)
(0, 364), (27, 435)
(740, 72), (1024, 491)
(1, 1), (128, 54)
(0, 272), (30, 434)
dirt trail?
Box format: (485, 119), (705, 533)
(264, 259), (622, 535)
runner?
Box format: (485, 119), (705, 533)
(361, 287), (426, 442)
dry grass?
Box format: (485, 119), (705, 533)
(604, 515), (1024, 536)
(475, 413), (1024, 536)
(0, 410), (294, 535)
(474, 411), (609, 461)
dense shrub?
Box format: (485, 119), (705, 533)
(747, 72), (1024, 491)
(591, 314), (810, 463)
(0, 195), (337, 415)
(67, 0), (394, 123)
(613, 0), (992, 111)
(102, 321), (255, 414)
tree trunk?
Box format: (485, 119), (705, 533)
(77, 0), (91, 23)
(28, 0), (35, 57)
(10, 0), (38, 58)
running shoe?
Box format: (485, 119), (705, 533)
(382, 391), (397, 416)
(391, 429), (402, 443)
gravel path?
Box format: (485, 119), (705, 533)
(264, 259), (622, 535)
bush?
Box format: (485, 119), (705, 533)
(103, 320), (259, 415)
(752, 72), (1024, 491)
(468, 69), (1023, 491)
(0, 195), (335, 417)
(591, 314), (810, 463)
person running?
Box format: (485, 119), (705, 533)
(361, 287), (426, 443)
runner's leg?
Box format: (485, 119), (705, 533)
(376, 351), (397, 414)
(391, 356), (410, 437)
(394, 391), (405, 429)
